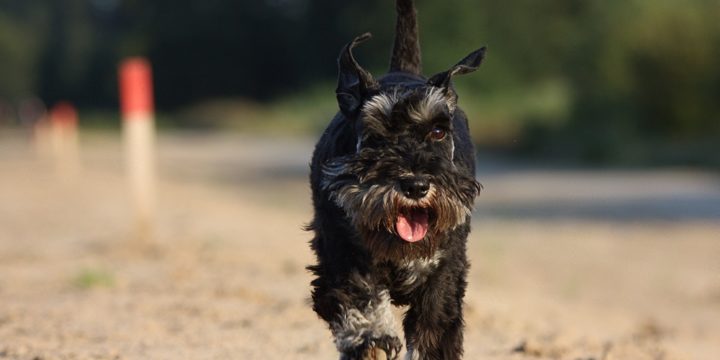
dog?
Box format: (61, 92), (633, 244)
(307, 0), (485, 359)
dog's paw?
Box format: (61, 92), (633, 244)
(365, 335), (402, 360)
(340, 335), (402, 360)
(362, 347), (388, 360)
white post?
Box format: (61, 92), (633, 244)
(119, 57), (156, 239)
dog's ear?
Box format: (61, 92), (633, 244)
(336, 33), (380, 117)
(427, 47), (486, 90)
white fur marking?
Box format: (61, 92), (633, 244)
(405, 348), (421, 360)
(450, 137), (455, 162)
(362, 93), (398, 119)
(397, 251), (444, 294)
(331, 282), (399, 353)
(408, 87), (447, 123)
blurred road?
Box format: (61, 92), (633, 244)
(154, 133), (720, 222)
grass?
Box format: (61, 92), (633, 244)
(72, 268), (115, 289)
(458, 79), (571, 145)
(154, 78), (572, 144)
(166, 82), (339, 135)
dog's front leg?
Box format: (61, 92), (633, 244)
(402, 264), (467, 360)
(312, 270), (403, 359)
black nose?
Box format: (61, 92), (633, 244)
(400, 177), (430, 199)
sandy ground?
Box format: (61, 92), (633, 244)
(0, 131), (719, 360)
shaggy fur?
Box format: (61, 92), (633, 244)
(308, 1), (486, 359)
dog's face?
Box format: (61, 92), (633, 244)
(321, 34), (485, 261)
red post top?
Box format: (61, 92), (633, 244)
(119, 57), (155, 118)
(49, 102), (78, 127)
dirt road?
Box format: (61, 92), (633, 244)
(1, 132), (718, 359)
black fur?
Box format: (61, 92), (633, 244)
(390, 0), (422, 74)
(308, 1), (485, 359)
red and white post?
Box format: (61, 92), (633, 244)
(119, 57), (156, 238)
(48, 102), (80, 182)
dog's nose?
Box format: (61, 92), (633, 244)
(400, 177), (430, 199)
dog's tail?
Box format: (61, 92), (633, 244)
(389, 0), (421, 75)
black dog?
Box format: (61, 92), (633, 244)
(308, 0), (485, 358)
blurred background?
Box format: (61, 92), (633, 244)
(1, 0), (719, 164)
(1, 1), (719, 359)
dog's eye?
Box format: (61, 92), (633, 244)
(429, 126), (446, 141)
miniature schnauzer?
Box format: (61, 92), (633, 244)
(308, 0), (485, 358)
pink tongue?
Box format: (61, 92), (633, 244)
(396, 209), (429, 243)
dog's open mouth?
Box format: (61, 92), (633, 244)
(395, 207), (429, 243)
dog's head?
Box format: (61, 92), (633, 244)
(322, 33), (485, 261)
